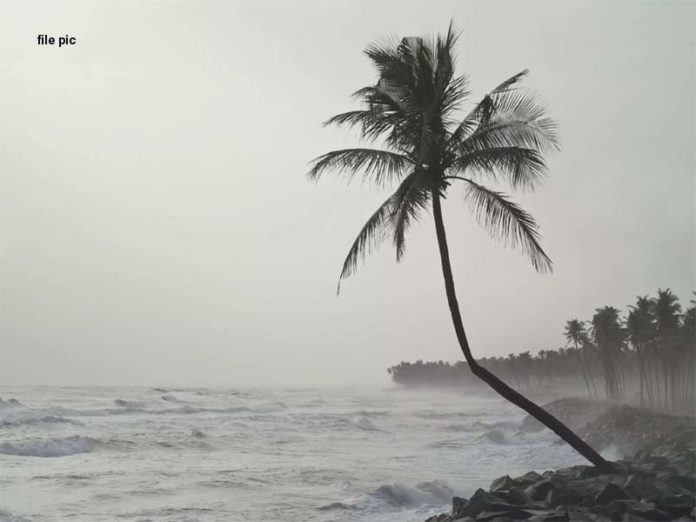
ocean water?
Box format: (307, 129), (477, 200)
(0, 386), (587, 522)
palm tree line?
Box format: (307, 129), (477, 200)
(388, 289), (695, 414)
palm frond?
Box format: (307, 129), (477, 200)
(391, 174), (431, 260)
(447, 70), (530, 148)
(337, 172), (418, 291)
(323, 109), (398, 142)
(351, 85), (408, 114)
(459, 89), (559, 155)
(490, 69), (529, 93)
(451, 146), (547, 190)
(462, 179), (553, 273)
(364, 38), (419, 100)
(441, 74), (470, 124)
(308, 148), (412, 187)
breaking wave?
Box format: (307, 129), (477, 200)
(114, 399), (143, 408)
(0, 414), (78, 428)
(0, 509), (29, 522)
(352, 416), (383, 432)
(318, 480), (454, 513)
(365, 480), (454, 509)
(479, 428), (557, 446)
(445, 420), (520, 433)
(0, 435), (97, 457)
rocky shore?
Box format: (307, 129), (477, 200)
(425, 399), (696, 521)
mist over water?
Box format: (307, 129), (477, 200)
(0, 386), (589, 522)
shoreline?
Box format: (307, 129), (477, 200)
(425, 398), (696, 522)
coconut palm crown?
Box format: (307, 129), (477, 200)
(309, 25), (558, 289)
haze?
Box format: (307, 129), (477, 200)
(1, 0), (693, 387)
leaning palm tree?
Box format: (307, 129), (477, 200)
(309, 25), (610, 469)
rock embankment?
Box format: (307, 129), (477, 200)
(426, 455), (694, 521)
(426, 399), (696, 522)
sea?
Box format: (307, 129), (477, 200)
(0, 386), (591, 522)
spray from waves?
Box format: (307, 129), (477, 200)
(351, 416), (384, 432)
(322, 480), (455, 512)
(445, 420), (521, 433)
(0, 508), (30, 522)
(191, 428), (207, 438)
(600, 443), (626, 461)
(0, 435), (97, 457)
(372, 480), (453, 508)
(479, 428), (557, 446)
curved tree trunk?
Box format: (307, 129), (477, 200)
(431, 191), (613, 471)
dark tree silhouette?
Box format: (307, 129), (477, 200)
(591, 306), (625, 401)
(309, 24), (611, 470)
(654, 288), (682, 409)
(626, 296), (656, 408)
(564, 319), (596, 398)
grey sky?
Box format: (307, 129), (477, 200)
(1, 0), (694, 387)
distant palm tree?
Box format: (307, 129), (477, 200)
(626, 296), (656, 407)
(591, 306), (625, 401)
(563, 319), (596, 398)
(309, 25), (610, 469)
(680, 293), (696, 409)
(654, 288), (682, 409)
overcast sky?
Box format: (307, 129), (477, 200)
(1, 0), (693, 387)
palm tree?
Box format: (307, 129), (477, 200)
(680, 293), (696, 410)
(309, 25), (610, 469)
(654, 288), (682, 409)
(591, 306), (625, 401)
(563, 319), (596, 398)
(626, 296), (656, 407)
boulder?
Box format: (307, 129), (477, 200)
(452, 496), (469, 519)
(493, 488), (528, 506)
(425, 514), (453, 522)
(483, 502), (533, 513)
(463, 489), (500, 518)
(623, 503), (673, 521)
(425, 515), (453, 522)
(546, 486), (583, 508)
(592, 498), (632, 520)
(473, 508), (533, 521)
(490, 475), (515, 492)
(623, 474), (663, 501)
(525, 480), (555, 502)
(526, 511), (569, 521)
(594, 483), (631, 504)
(516, 471), (543, 485)
(554, 464), (603, 481)
(665, 474), (696, 494)
(657, 493), (696, 518)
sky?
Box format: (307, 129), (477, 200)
(1, 0), (694, 387)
